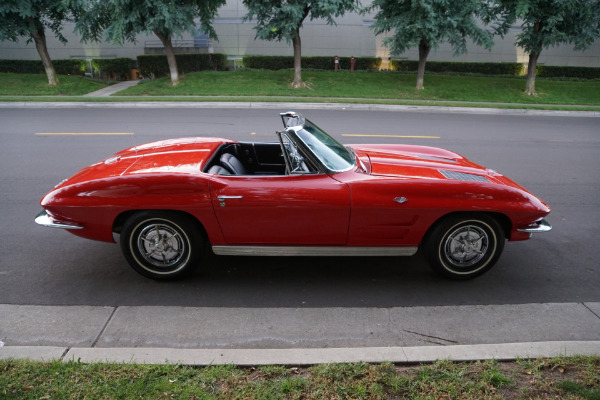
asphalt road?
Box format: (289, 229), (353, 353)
(1, 106), (598, 308)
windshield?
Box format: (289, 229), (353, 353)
(294, 120), (355, 172)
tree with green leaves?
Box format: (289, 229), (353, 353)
(493, 0), (600, 95)
(72, 0), (225, 85)
(369, 0), (496, 90)
(243, 0), (360, 88)
(0, 0), (72, 86)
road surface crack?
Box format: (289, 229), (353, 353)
(403, 329), (459, 346)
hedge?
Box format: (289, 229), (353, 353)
(242, 56), (382, 71)
(137, 53), (227, 77)
(92, 58), (132, 79)
(0, 59), (86, 75)
(536, 65), (600, 79)
(390, 60), (524, 76)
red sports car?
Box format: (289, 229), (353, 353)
(36, 111), (551, 280)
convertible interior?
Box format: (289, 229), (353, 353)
(204, 142), (290, 176)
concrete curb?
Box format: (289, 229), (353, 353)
(2, 303), (599, 365)
(2, 341), (599, 365)
(1, 101), (599, 117)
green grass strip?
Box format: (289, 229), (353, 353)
(0, 73), (109, 96)
(117, 70), (600, 106)
(1, 70), (599, 110)
(1, 356), (599, 399)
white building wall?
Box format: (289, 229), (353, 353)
(0, 0), (598, 67)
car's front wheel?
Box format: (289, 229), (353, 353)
(120, 212), (202, 280)
(423, 214), (505, 280)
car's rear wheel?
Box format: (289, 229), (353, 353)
(120, 212), (201, 280)
(423, 214), (505, 280)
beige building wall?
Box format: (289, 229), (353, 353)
(0, 0), (598, 67)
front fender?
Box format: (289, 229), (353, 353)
(39, 173), (220, 243)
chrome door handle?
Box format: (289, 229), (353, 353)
(394, 197), (407, 204)
(218, 195), (243, 201)
(218, 195), (243, 207)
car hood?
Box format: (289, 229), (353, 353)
(352, 144), (494, 181)
(54, 138), (228, 189)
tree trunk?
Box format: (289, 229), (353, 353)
(30, 26), (58, 86)
(525, 51), (540, 96)
(154, 30), (179, 85)
(291, 27), (303, 88)
(290, 6), (311, 89)
(416, 37), (431, 90)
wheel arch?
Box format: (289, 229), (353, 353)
(423, 211), (512, 244)
(113, 209), (209, 242)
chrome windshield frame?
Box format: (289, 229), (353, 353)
(283, 113), (356, 174)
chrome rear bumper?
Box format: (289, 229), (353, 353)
(35, 210), (83, 230)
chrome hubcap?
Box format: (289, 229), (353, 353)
(137, 224), (186, 268)
(443, 224), (489, 268)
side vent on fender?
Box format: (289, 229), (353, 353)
(439, 170), (489, 182)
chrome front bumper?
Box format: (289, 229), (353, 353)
(35, 210), (83, 230)
(517, 218), (552, 233)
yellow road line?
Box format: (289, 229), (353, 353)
(342, 134), (440, 139)
(36, 132), (134, 136)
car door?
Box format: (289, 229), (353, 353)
(209, 174), (350, 245)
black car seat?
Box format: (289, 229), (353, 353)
(220, 153), (247, 175)
(207, 165), (231, 175)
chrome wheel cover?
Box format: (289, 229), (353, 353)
(136, 223), (186, 268)
(442, 224), (490, 269)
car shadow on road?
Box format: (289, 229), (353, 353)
(5, 233), (581, 308)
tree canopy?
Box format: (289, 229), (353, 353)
(0, 0), (73, 85)
(493, 0), (600, 94)
(370, 0), (497, 89)
(243, 0), (360, 87)
(72, 0), (225, 85)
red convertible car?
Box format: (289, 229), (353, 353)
(36, 111), (551, 280)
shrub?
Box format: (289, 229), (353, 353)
(175, 53), (227, 73)
(243, 55), (293, 70)
(92, 58), (132, 80)
(390, 60), (524, 76)
(536, 65), (600, 79)
(0, 59), (42, 74)
(0, 59), (86, 75)
(52, 59), (86, 75)
(242, 55), (382, 71)
(137, 53), (227, 78)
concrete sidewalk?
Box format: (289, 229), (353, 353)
(83, 80), (141, 97)
(1, 303), (599, 365)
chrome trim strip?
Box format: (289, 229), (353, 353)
(517, 218), (552, 233)
(217, 195), (243, 201)
(35, 210), (84, 230)
(212, 245), (418, 257)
